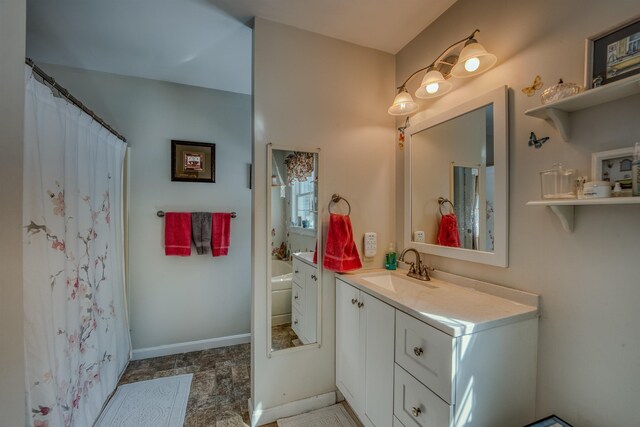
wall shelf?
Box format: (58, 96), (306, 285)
(526, 197), (640, 232)
(524, 75), (640, 141)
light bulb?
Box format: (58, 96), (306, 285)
(464, 57), (480, 72)
(426, 82), (439, 94)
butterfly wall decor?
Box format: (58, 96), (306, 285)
(528, 132), (549, 149)
(522, 75), (543, 97)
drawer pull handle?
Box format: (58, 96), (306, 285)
(351, 298), (358, 305)
(413, 347), (424, 356)
(411, 407), (421, 417)
(357, 301), (364, 308)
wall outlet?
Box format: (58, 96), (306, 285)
(414, 230), (426, 243)
(364, 232), (377, 257)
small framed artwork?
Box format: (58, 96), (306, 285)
(171, 140), (215, 183)
(585, 16), (640, 88)
(592, 146), (634, 194)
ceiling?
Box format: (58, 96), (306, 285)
(26, 0), (456, 95)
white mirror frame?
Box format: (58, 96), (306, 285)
(404, 85), (509, 267)
(266, 143), (323, 357)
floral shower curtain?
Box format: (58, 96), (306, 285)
(23, 66), (130, 427)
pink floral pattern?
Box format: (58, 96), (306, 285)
(26, 185), (119, 427)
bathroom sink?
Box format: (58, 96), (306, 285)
(357, 271), (438, 291)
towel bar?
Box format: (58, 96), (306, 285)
(156, 210), (237, 218)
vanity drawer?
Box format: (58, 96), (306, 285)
(395, 311), (455, 403)
(394, 364), (452, 427)
(292, 281), (305, 312)
(293, 260), (305, 283)
(291, 307), (304, 338)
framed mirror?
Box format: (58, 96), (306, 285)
(266, 144), (322, 355)
(404, 86), (508, 267)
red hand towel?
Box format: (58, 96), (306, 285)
(323, 213), (362, 272)
(212, 212), (231, 256)
(313, 240), (318, 264)
(437, 213), (461, 248)
(164, 212), (191, 256)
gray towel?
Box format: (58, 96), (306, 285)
(191, 212), (212, 255)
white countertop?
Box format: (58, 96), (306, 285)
(293, 251), (316, 266)
(337, 269), (539, 337)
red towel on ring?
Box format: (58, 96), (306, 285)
(323, 213), (362, 272)
(437, 213), (461, 248)
(164, 212), (191, 256)
(212, 212), (231, 256)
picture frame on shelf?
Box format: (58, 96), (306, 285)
(591, 146), (634, 195)
(584, 16), (640, 88)
(171, 140), (216, 183)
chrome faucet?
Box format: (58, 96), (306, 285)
(398, 248), (433, 281)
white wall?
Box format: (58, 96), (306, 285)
(38, 64), (252, 351)
(0, 0), (26, 424)
(396, 1), (640, 425)
(252, 17), (395, 418)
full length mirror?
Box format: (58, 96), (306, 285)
(267, 145), (321, 354)
(405, 86), (508, 266)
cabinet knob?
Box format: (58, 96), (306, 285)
(295, 270), (299, 273)
(357, 301), (364, 308)
(312, 275), (317, 281)
(294, 295), (298, 300)
(294, 320), (298, 325)
(411, 407), (422, 417)
(413, 347), (424, 356)
(351, 298), (358, 305)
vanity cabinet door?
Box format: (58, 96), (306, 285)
(336, 279), (362, 411)
(362, 292), (395, 427)
(336, 279), (395, 427)
(304, 267), (318, 343)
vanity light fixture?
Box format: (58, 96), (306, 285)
(388, 29), (497, 116)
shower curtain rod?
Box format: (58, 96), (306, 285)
(25, 58), (127, 142)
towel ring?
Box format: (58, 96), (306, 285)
(438, 197), (454, 216)
(329, 194), (351, 215)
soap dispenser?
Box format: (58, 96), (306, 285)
(385, 243), (397, 270)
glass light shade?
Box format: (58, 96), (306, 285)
(450, 41), (497, 78)
(388, 90), (419, 115)
(415, 69), (453, 99)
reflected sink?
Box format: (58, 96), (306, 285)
(358, 272), (438, 291)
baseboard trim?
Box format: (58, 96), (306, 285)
(131, 333), (251, 360)
(249, 391), (336, 426)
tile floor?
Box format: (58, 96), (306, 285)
(117, 342), (361, 427)
(118, 343), (250, 426)
(270, 323), (300, 352)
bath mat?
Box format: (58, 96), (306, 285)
(277, 404), (358, 427)
(95, 374), (192, 427)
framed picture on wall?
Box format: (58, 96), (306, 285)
(171, 140), (216, 183)
(585, 16), (640, 88)
(592, 146), (634, 195)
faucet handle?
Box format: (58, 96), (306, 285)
(407, 262), (417, 274)
(419, 264), (434, 280)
